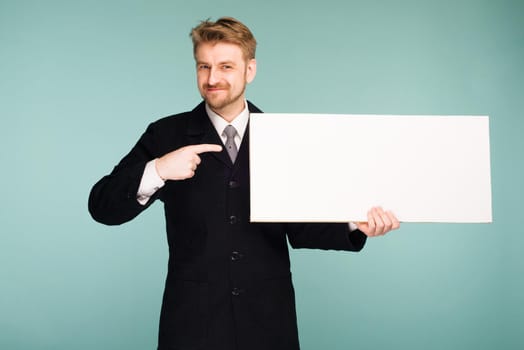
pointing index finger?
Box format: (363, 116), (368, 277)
(189, 144), (223, 154)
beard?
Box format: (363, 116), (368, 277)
(202, 83), (246, 113)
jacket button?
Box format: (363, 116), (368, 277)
(229, 215), (238, 224)
(228, 180), (239, 188)
(231, 251), (243, 261)
(231, 288), (243, 296)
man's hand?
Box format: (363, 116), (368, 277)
(357, 207), (400, 237)
(155, 144), (222, 181)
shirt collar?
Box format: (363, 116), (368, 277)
(205, 101), (250, 141)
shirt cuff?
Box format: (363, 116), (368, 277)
(348, 222), (359, 232)
(136, 159), (165, 205)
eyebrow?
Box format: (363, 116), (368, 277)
(196, 60), (237, 66)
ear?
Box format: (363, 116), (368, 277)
(246, 58), (257, 84)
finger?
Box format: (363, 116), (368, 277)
(373, 207), (386, 235)
(380, 209), (393, 232)
(189, 144), (223, 154)
(386, 211), (400, 230)
(367, 209), (376, 236)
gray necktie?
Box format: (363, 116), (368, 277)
(224, 125), (238, 163)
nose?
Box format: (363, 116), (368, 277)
(207, 67), (220, 86)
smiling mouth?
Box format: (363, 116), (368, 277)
(206, 88), (227, 94)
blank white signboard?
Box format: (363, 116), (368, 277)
(249, 113), (492, 223)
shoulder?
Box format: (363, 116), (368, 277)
(134, 102), (208, 152)
(247, 100), (263, 113)
(149, 102), (207, 129)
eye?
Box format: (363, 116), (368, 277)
(222, 65), (233, 70)
(198, 64), (210, 70)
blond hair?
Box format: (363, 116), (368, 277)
(190, 17), (257, 60)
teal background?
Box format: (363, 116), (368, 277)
(1, 0), (522, 349)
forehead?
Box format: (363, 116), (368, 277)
(195, 42), (245, 63)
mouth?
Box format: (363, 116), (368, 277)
(206, 88), (224, 93)
(205, 85), (228, 93)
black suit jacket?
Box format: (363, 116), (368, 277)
(88, 101), (367, 350)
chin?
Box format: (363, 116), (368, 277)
(206, 99), (228, 110)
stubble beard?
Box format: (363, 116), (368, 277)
(203, 84), (246, 114)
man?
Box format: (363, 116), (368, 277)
(89, 17), (399, 350)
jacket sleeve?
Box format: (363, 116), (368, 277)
(285, 223), (367, 252)
(88, 122), (163, 225)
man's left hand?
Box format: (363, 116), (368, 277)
(356, 207), (400, 237)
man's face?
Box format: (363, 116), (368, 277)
(195, 42), (256, 119)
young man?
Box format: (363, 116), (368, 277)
(89, 17), (399, 350)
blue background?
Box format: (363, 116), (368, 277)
(1, 0), (523, 349)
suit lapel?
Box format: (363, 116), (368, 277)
(187, 102), (232, 168)
(231, 101), (263, 175)
(231, 126), (249, 176)
(231, 102), (261, 175)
